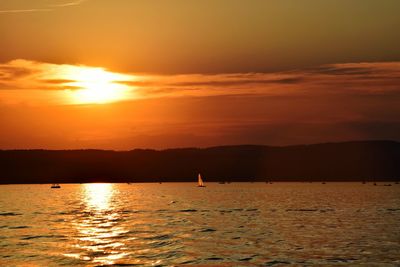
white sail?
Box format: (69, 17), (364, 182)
(198, 173), (204, 187)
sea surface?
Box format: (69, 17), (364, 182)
(0, 183), (399, 266)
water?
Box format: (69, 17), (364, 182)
(0, 183), (399, 266)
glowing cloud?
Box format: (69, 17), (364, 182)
(1, 59), (400, 106)
(0, 59), (137, 105)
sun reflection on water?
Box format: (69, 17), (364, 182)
(64, 183), (130, 265)
(84, 183), (113, 210)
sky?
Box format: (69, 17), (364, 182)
(0, 0), (400, 149)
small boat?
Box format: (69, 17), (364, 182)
(198, 173), (206, 187)
(384, 184), (392, 187)
(51, 184), (61, 189)
(218, 181), (226, 184)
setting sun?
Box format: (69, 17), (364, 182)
(66, 67), (134, 104)
(1, 0), (400, 266)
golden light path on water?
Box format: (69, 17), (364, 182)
(64, 184), (130, 265)
(85, 183), (113, 211)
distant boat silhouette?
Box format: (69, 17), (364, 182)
(198, 173), (206, 187)
(51, 184), (61, 189)
(384, 184), (392, 186)
(218, 181), (226, 184)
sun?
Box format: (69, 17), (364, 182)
(64, 67), (134, 104)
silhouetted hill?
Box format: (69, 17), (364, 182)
(0, 140), (399, 183)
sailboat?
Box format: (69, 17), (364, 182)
(51, 183), (61, 189)
(197, 173), (206, 187)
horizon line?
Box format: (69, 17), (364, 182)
(1, 139), (398, 152)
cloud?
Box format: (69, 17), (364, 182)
(0, 60), (68, 90)
(0, 9), (52, 14)
(308, 62), (400, 76)
(0, 0), (89, 14)
(132, 61), (400, 99)
(0, 59), (134, 91)
(0, 59), (138, 105)
(0, 65), (39, 80)
(51, 0), (87, 7)
(0, 59), (399, 106)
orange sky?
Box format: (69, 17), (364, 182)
(0, 1), (400, 149)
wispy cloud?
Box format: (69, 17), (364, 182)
(0, 59), (136, 104)
(0, 0), (89, 14)
(132, 61), (400, 98)
(0, 59), (399, 105)
(0, 8), (52, 14)
(50, 0), (88, 7)
(0, 59), (133, 91)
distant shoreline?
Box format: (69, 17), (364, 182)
(0, 181), (399, 185)
(0, 140), (399, 184)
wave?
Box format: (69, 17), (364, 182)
(8, 226), (30, 229)
(21, 234), (65, 240)
(0, 212), (22, 216)
(179, 209), (197, 212)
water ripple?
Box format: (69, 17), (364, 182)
(0, 183), (399, 266)
(0, 212), (21, 216)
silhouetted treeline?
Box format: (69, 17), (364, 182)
(0, 141), (399, 184)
